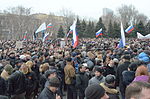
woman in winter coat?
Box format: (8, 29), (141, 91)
(133, 65), (150, 82)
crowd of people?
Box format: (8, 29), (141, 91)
(0, 38), (150, 99)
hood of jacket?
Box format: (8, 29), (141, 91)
(100, 83), (118, 94)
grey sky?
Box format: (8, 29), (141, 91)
(1, 0), (150, 19)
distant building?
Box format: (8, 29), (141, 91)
(103, 8), (113, 16)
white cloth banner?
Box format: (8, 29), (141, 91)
(137, 32), (150, 39)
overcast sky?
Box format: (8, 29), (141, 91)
(1, 0), (150, 20)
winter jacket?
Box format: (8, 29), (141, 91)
(76, 72), (89, 96)
(39, 74), (47, 91)
(122, 70), (135, 86)
(38, 87), (55, 99)
(25, 71), (37, 94)
(7, 71), (26, 95)
(133, 75), (150, 82)
(116, 61), (131, 98)
(116, 61), (131, 86)
(88, 75), (105, 86)
(100, 83), (119, 99)
(0, 77), (7, 95)
(64, 63), (76, 85)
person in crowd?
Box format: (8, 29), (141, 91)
(7, 63), (26, 99)
(133, 65), (150, 82)
(100, 75), (119, 99)
(122, 62), (138, 86)
(7, 52), (16, 68)
(42, 69), (57, 91)
(116, 55), (131, 99)
(1, 64), (13, 80)
(0, 75), (7, 95)
(64, 57), (77, 99)
(76, 64), (90, 99)
(20, 62), (37, 99)
(103, 59), (116, 76)
(38, 77), (61, 99)
(125, 81), (150, 99)
(14, 59), (23, 70)
(88, 67), (105, 86)
(85, 84), (109, 99)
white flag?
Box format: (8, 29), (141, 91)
(121, 22), (126, 47)
(43, 32), (49, 42)
(35, 22), (46, 33)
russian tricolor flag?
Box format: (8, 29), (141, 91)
(47, 23), (52, 29)
(23, 31), (27, 41)
(66, 30), (73, 38)
(96, 28), (102, 38)
(125, 25), (134, 33)
(72, 20), (79, 48)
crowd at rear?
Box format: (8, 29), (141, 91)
(0, 38), (150, 99)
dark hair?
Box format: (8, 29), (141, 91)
(66, 57), (72, 62)
(128, 62), (138, 71)
(126, 81), (150, 99)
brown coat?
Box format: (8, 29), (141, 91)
(64, 63), (75, 84)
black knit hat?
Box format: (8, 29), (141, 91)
(95, 67), (104, 73)
(105, 75), (116, 84)
(85, 84), (105, 99)
(48, 77), (60, 88)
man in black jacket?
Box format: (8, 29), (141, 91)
(7, 67), (26, 99)
(0, 76), (6, 95)
(116, 55), (131, 99)
(38, 77), (61, 99)
(76, 64), (90, 99)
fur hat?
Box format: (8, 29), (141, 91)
(4, 64), (13, 75)
(85, 84), (105, 99)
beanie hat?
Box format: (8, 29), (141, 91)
(85, 84), (105, 99)
(122, 55), (131, 60)
(48, 77), (60, 87)
(4, 64), (13, 75)
(45, 69), (56, 79)
(95, 67), (104, 73)
(105, 75), (116, 84)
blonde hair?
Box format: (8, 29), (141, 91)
(135, 65), (149, 77)
(20, 63), (31, 74)
(39, 63), (49, 73)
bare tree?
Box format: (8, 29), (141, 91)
(58, 8), (76, 32)
(117, 5), (139, 25)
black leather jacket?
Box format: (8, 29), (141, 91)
(7, 71), (26, 95)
